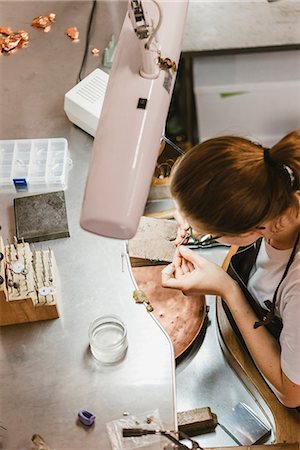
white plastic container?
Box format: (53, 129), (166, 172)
(193, 50), (300, 147)
(0, 138), (71, 192)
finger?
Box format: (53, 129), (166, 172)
(175, 264), (184, 277)
(161, 265), (175, 286)
(181, 257), (189, 274)
(178, 245), (205, 266)
(161, 275), (185, 290)
(173, 248), (183, 268)
(187, 261), (195, 272)
(161, 263), (175, 276)
(175, 229), (188, 245)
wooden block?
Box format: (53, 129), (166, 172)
(0, 237), (60, 326)
(178, 407), (217, 436)
(0, 296), (59, 326)
(128, 216), (177, 267)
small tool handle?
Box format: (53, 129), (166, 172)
(122, 428), (155, 437)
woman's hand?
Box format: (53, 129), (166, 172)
(173, 209), (190, 245)
(161, 245), (235, 298)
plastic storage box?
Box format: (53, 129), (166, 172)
(0, 138), (71, 192)
(193, 50), (300, 146)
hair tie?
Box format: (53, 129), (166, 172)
(263, 147), (296, 188)
(263, 147), (276, 166)
(283, 164), (296, 188)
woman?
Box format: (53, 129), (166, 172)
(161, 130), (300, 408)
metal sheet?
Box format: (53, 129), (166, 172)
(133, 265), (206, 358)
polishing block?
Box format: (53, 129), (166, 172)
(178, 407), (217, 436)
(14, 191), (70, 242)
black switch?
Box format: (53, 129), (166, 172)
(137, 98), (147, 109)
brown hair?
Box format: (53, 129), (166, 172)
(171, 130), (300, 234)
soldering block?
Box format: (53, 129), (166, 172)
(177, 407), (217, 437)
(14, 191), (70, 242)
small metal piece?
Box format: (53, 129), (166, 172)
(11, 261), (25, 274)
(41, 250), (47, 284)
(121, 252), (125, 273)
(39, 286), (51, 296)
(6, 241), (11, 263)
(177, 230), (191, 247)
(123, 411), (130, 416)
(78, 409), (96, 427)
(31, 434), (51, 450)
(13, 236), (19, 259)
(133, 290), (147, 304)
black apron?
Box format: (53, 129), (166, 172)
(224, 234), (299, 341)
(222, 233), (300, 410)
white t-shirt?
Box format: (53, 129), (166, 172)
(247, 238), (300, 385)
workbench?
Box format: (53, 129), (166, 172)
(0, 2), (299, 449)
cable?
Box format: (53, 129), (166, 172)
(145, 0), (163, 50)
(77, 0), (97, 82)
(162, 135), (185, 155)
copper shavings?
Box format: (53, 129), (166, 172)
(91, 47), (100, 56)
(146, 415), (153, 424)
(65, 27), (79, 43)
(31, 433), (51, 450)
(31, 13), (56, 33)
(0, 26), (13, 35)
(0, 28), (29, 54)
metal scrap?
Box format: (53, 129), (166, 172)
(132, 289), (154, 312)
(0, 26), (13, 35)
(0, 28), (29, 54)
(65, 27), (79, 42)
(31, 13), (55, 33)
(31, 434), (51, 450)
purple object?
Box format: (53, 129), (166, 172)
(78, 409), (96, 426)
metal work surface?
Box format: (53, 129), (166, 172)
(0, 1), (286, 449)
(0, 3), (176, 449)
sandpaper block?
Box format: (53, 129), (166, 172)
(128, 216), (177, 267)
(177, 407), (218, 436)
(14, 191), (70, 243)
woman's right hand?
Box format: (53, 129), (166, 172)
(162, 245), (236, 298)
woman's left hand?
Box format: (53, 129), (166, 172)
(161, 245), (235, 298)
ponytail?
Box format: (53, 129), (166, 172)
(171, 130), (300, 234)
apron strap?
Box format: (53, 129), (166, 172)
(254, 231), (300, 329)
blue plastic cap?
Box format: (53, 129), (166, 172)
(13, 178), (28, 192)
(78, 409), (96, 426)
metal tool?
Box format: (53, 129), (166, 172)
(122, 427), (203, 449)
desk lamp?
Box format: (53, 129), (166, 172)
(80, 0), (188, 239)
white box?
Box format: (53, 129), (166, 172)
(193, 50), (300, 147)
(0, 138), (71, 193)
(64, 68), (109, 137)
